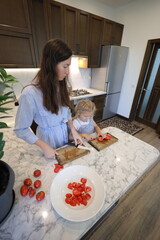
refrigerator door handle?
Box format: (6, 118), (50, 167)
(107, 82), (110, 93)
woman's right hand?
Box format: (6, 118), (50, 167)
(35, 139), (58, 159)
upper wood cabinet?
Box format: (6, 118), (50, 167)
(102, 19), (113, 45)
(0, 0), (31, 34)
(28, 0), (48, 66)
(88, 14), (104, 68)
(46, 0), (64, 40)
(0, 0), (36, 68)
(0, 0), (124, 68)
(63, 5), (89, 56)
(111, 22), (124, 45)
(46, 2), (89, 56)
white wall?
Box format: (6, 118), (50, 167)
(114, 0), (160, 117)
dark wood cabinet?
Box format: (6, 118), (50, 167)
(88, 14), (104, 68)
(0, 0), (36, 68)
(47, 0), (64, 40)
(102, 19), (113, 45)
(0, 0), (124, 67)
(93, 95), (106, 122)
(64, 5), (89, 55)
(0, 30), (36, 68)
(0, 0), (31, 34)
(111, 22), (124, 45)
(71, 94), (106, 122)
(28, 0), (48, 66)
(0, 0), (36, 67)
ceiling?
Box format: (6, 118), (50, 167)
(98, 0), (136, 8)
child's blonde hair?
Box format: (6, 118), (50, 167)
(74, 99), (96, 117)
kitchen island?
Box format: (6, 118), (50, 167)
(0, 123), (159, 240)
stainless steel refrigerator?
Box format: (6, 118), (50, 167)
(91, 45), (129, 120)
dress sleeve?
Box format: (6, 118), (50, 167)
(14, 92), (39, 144)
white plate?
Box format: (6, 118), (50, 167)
(50, 165), (105, 222)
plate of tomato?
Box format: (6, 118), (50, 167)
(50, 165), (105, 222)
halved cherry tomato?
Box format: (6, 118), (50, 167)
(73, 189), (81, 196)
(54, 164), (64, 173)
(20, 185), (28, 196)
(34, 180), (41, 188)
(104, 134), (111, 140)
(66, 193), (72, 198)
(97, 135), (103, 142)
(33, 169), (41, 177)
(81, 178), (87, 184)
(36, 191), (45, 201)
(24, 178), (32, 186)
(85, 186), (92, 192)
(65, 178), (92, 207)
(28, 187), (36, 197)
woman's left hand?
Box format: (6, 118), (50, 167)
(71, 127), (83, 146)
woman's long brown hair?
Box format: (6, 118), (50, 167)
(34, 39), (72, 114)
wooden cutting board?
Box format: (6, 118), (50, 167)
(89, 133), (118, 151)
(56, 145), (90, 164)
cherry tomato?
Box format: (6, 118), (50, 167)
(73, 189), (81, 196)
(36, 191), (45, 201)
(24, 178), (32, 186)
(20, 185), (28, 196)
(97, 135), (103, 142)
(28, 187), (36, 197)
(34, 180), (41, 188)
(33, 169), (41, 177)
(81, 178), (87, 184)
(104, 134), (111, 140)
(85, 186), (92, 192)
(54, 164), (64, 173)
(65, 178), (92, 207)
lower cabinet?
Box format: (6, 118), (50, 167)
(70, 94), (106, 123)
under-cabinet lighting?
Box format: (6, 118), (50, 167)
(78, 57), (88, 68)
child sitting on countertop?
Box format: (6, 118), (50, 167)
(70, 99), (105, 141)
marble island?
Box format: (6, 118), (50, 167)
(0, 122), (159, 240)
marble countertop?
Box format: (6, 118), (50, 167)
(0, 125), (159, 240)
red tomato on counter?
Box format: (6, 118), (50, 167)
(28, 187), (36, 197)
(54, 164), (64, 173)
(34, 180), (41, 188)
(24, 178), (32, 186)
(36, 191), (45, 201)
(33, 169), (41, 177)
(20, 185), (29, 196)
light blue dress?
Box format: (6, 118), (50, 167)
(14, 85), (72, 149)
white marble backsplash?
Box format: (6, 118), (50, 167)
(6, 56), (91, 100)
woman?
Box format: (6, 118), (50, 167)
(14, 39), (82, 159)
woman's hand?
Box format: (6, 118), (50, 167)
(35, 139), (58, 159)
(81, 133), (95, 141)
(68, 120), (83, 145)
(71, 127), (83, 145)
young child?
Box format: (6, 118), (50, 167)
(71, 99), (105, 141)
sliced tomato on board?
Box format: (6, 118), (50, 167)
(97, 135), (103, 142)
